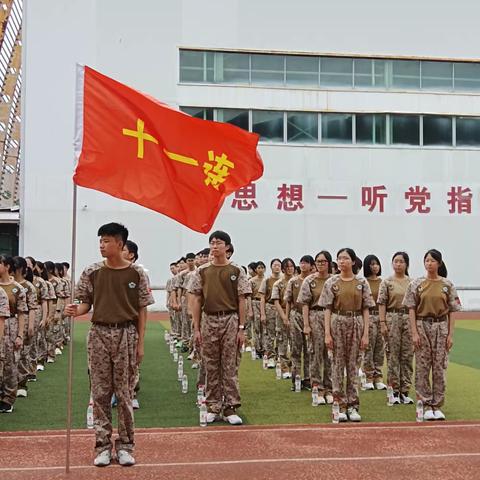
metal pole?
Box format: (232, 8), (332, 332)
(65, 182), (78, 474)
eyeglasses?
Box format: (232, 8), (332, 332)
(316, 260), (328, 264)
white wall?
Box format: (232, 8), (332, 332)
(21, 0), (480, 292)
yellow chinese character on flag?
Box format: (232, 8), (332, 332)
(203, 151), (234, 190)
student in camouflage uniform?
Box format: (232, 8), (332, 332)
(177, 253), (196, 352)
(250, 262), (265, 357)
(45, 261), (64, 356)
(259, 258), (282, 367)
(320, 248), (374, 422)
(190, 230), (251, 425)
(0, 255), (28, 413)
(271, 258), (296, 378)
(171, 257), (187, 342)
(377, 251), (413, 404)
(403, 249), (460, 421)
(285, 255), (314, 390)
(362, 254), (386, 391)
(65, 223), (154, 467)
(298, 251), (333, 403)
(166, 262), (178, 337)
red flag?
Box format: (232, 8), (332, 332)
(73, 65), (263, 233)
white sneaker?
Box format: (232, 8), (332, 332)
(325, 394), (334, 404)
(347, 407), (362, 422)
(375, 382), (387, 390)
(401, 393), (414, 404)
(282, 372), (292, 379)
(117, 450), (135, 466)
(191, 363), (199, 369)
(391, 395), (401, 405)
(245, 346), (252, 352)
(206, 412), (218, 423)
(187, 352), (195, 360)
(16, 388), (27, 398)
(317, 395), (326, 405)
(46, 357), (55, 363)
(93, 450), (112, 467)
(423, 409), (436, 421)
(434, 409), (446, 421)
(55, 347), (62, 355)
(132, 398), (140, 409)
(364, 382), (375, 390)
(267, 358), (276, 369)
(37, 364), (45, 371)
(224, 413), (243, 425)
(338, 412), (348, 422)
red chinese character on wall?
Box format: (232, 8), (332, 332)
(405, 186), (431, 213)
(277, 184), (304, 211)
(361, 185), (388, 213)
(231, 183), (258, 211)
(447, 186), (472, 214)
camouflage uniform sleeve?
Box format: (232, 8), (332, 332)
(166, 278), (172, 293)
(270, 280), (281, 301)
(188, 269), (203, 296)
(48, 282), (56, 300)
(376, 279), (389, 305)
(237, 266), (252, 296)
(284, 278), (294, 304)
(445, 279), (462, 312)
(75, 269), (94, 305)
(25, 282), (39, 310)
(16, 284), (28, 313)
(135, 266), (155, 308)
(258, 278), (267, 296)
(40, 280), (49, 301)
(0, 287), (10, 317)
(402, 278), (419, 309)
(318, 276), (335, 308)
(297, 276), (313, 305)
(360, 277), (375, 309)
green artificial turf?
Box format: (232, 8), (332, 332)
(1, 319), (479, 431)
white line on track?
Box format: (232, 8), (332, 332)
(1, 452), (480, 472)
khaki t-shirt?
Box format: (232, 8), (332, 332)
(270, 276), (290, 309)
(297, 273), (330, 308)
(188, 262), (251, 313)
(284, 275), (308, 310)
(0, 281), (28, 316)
(258, 276), (280, 303)
(33, 276), (50, 304)
(403, 277), (461, 317)
(250, 276), (264, 300)
(377, 276), (410, 310)
(367, 278), (382, 307)
(75, 262), (155, 324)
(20, 280), (40, 311)
(318, 274), (375, 312)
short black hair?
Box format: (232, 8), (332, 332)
(125, 240), (139, 262)
(270, 258), (282, 268)
(281, 257), (295, 272)
(208, 230), (231, 246)
(226, 243), (234, 255)
(200, 248), (210, 256)
(62, 262), (70, 270)
(97, 222), (128, 246)
(178, 257), (186, 263)
(255, 261), (266, 270)
(363, 254), (382, 277)
(185, 252), (196, 260)
(300, 255), (315, 266)
(248, 262), (258, 271)
(55, 262), (65, 278)
(170, 262), (177, 267)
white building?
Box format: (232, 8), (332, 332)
(20, 0), (480, 307)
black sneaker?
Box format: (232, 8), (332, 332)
(0, 401), (13, 413)
(27, 374), (37, 382)
(302, 379), (312, 391)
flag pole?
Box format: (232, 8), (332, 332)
(65, 182), (78, 474)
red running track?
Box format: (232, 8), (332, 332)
(1, 422), (480, 480)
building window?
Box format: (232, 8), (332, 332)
(321, 113), (353, 143)
(423, 116), (452, 146)
(456, 117), (480, 146)
(252, 110), (284, 142)
(391, 60), (420, 89)
(216, 109), (249, 131)
(454, 63), (480, 91)
(422, 61), (453, 91)
(390, 115), (420, 145)
(320, 57), (353, 87)
(251, 54), (284, 85)
(286, 56), (319, 86)
(180, 107), (214, 120)
(287, 112), (318, 143)
(216, 52), (249, 84)
(354, 59), (386, 88)
(355, 114), (387, 144)
(179, 50), (204, 83)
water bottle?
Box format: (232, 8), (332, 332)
(182, 374), (188, 393)
(332, 401), (340, 423)
(275, 361), (282, 380)
(328, 349), (333, 361)
(387, 385), (394, 406)
(295, 375), (301, 392)
(169, 340), (175, 354)
(177, 359), (184, 381)
(360, 370), (367, 391)
(416, 400), (424, 422)
(197, 384), (205, 406)
(199, 400), (208, 427)
(262, 354), (268, 370)
(312, 386), (319, 406)
(86, 399), (94, 429)
(164, 330), (170, 342)
(251, 347), (256, 360)
(173, 350), (178, 362)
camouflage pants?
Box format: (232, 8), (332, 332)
(36, 320), (48, 364)
(262, 303), (277, 359)
(289, 310), (310, 381)
(310, 310), (332, 395)
(46, 321), (61, 358)
(276, 312), (290, 371)
(170, 309), (181, 338)
(201, 312), (241, 414)
(180, 297), (192, 345)
(87, 322), (138, 454)
(364, 314), (385, 383)
(415, 319), (449, 408)
(18, 324), (35, 388)
(243, 304), (253, 348)
(28, 309), (43, 373)
(331, 313), (363, 411)
(385, 312), (413, 394)
(252, 300), (263, 353)
(0, 317), (19, 406)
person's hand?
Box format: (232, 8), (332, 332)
(446, 335), (454, 352)
(325, 334), (333, 350)
(28, 324), (34, 339)
(360, 335), (369, 351)
(304, 324), (311, 336)
(14, 336), (23, 350)
(194, 329), (202, 347)
(380, 322), (388, 338)
(136, 341), (144, 365)
(412, 330), (421, 350)
(260, 313), (266, 323)
(237, 329), (245, 348)
(282, 314), (289, 327)
(64, 304), (78, 317)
